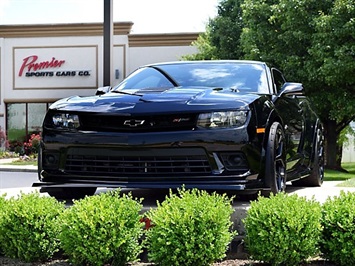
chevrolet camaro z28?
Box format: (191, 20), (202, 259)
(33, 60), (324, 200)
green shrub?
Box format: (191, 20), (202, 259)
(59, 189), (143, 266)
(0, 194), (8, 255)
(145, 188), (236, 266)
(320, 191), (355, 265)
(244, 193), (322, 266)
(0, 192), (65, 262)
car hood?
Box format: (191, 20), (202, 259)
(50, 87), (261, 114)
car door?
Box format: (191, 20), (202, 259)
(271, 69), (306, 176)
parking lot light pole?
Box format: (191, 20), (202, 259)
(103, 0), (113, 87)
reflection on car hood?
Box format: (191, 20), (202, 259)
(50, 87), (261, 113)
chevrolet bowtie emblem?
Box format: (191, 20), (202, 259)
(123, 119), (145, 127)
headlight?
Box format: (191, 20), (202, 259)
(51, 113), (80, 129)
(197, 110), (248, 129)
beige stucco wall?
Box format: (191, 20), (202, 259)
(0, 23), (200, 136)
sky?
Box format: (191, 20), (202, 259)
(0, 0), (220, 33)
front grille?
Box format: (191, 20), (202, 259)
(79, 113), (197, 132)
(64, 148), (212, 177)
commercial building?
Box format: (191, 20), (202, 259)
(0, 22), (199, 149)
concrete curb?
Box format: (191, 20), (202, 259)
(0, 158), (37, 173)
(0, 166), (37, 172)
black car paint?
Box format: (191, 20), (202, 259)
(33, 60), (322, 198)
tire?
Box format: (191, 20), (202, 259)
(44, 187), (97, 200)
(292, 127), (324, 187)
(264, 122), (287, 194)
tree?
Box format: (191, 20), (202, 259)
(182, 0), (245, 60)
(181, 28), (218, 60)
(240, 0), (355, 170)
(208, 0), (245, 59)
(307, 0), (355, 169)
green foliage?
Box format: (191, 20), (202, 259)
(0, 194), (7, 255)
(0, 192), (65, 262)
(0, 151), (18, 159)
(182, 0), (245, 60)
(244, 193), (322, 266)
(309, 0), (354, 90)
(208, 0), (245, 59)
(181, 28), (218, 60)
(59, 190), (143, 266)
(339, 124), (355, 147)
(320, 191), (355, 265)
(145, 188), (236, 266)
(324, 162), (355, 182)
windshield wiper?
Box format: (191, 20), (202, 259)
(111, 90), (152, 102)
(111, 90), (143, 97)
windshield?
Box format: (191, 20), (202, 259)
(113, 62), (270, 94)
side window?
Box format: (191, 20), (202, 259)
(272, 68), (286, 94)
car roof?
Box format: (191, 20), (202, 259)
(143, 60), (267, 68)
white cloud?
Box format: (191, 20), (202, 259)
(0, 0), (219, 33)
(114, 0), (219, 33)
(0, 0), (10, 17)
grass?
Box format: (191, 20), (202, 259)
(324, 162), (355, 187)
(338, 178), (355, 187)
(8, 159), (37, 166)
(0, 153), (38, 166)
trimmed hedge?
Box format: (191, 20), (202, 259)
(321, 191), (355, 266)
(244, 193), (322, 266)
(0, 192), (65, 262)
(59, 189), (143, 266)
(2, 189), (355, 265)
(0, 193), (7, 256)
(145, 188), (236, 266)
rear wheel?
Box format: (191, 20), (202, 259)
(264, 122), (287, 194)
(43, 187), (97, 200)
(292, 127), (324, 187)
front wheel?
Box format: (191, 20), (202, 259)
(264, 122), (287, 194)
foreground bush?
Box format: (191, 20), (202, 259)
(59, 190), (143, 266)
(0, 192), (65, 262)
(0, 194), (7, 255)
(146, 188), (235, 266)
(321, 191), (355, 265)
(244, 193), (322, 266)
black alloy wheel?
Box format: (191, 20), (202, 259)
(264, 122), (287, 194)
(293, 127), (324, 187)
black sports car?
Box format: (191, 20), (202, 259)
(33, 60), (324, 199)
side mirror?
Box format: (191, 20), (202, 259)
(95, 86), (111, 96)
(279, 82), (304, 97)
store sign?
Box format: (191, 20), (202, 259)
(18, 55), (66, 77)
(14, 46), (98, 89)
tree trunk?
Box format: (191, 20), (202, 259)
(323, 119), (343, 170)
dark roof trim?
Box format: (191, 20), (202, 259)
(0, 22), (133, 38)
(129, 33), (200, 47)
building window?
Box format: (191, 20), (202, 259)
(6, 103), (50, 146)
(7, 103), (26, 143)
(28, 103), (47, 134)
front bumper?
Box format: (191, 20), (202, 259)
(35, 127), (264, 191)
